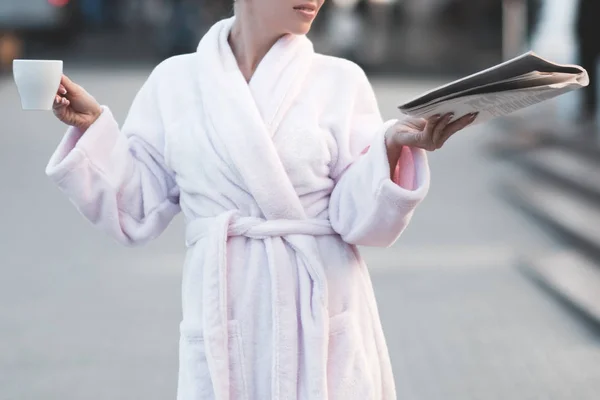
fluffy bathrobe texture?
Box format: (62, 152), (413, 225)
(46, 17), (430, 400)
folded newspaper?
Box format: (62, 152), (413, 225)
(398, 51), (589, 126)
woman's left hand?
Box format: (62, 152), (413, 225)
(385, 112), (478, 152)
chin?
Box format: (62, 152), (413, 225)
(288, 22), (313, 36)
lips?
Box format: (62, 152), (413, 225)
(293, 3), (317, 12)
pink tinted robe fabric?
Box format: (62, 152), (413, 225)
(45, 17), (430, 400)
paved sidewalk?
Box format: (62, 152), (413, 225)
(374, 263), (600, 400)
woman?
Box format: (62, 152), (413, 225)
(47, 0), (476, 399)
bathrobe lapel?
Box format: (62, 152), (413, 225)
(196, 17), (314, 221)
(194, 18), (331, 399)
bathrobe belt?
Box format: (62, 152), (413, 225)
(184, 210), (336, 399)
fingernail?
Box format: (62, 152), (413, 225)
(61, 88), (67, 95)
(447, 113), (455, 119)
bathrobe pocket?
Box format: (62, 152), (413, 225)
(178, 320), (249, 400)
(327, 312), (374, 399)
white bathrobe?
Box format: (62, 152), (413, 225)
(46, 17), (430, 400)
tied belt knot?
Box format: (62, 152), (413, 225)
(185, 212), (335, 245)
(183, 210), (335, 400)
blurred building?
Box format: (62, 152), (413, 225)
(0, 0), (77, 70)
(316, 0), (514, 75)
(0, 0), (548, 77)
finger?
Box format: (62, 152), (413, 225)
(411, 114), (442, 151)
(58, 84), (67, 95)
(53, 95), (69, 108)
(428, 113), (450, 132)
(443, 112), (477, 136)
(432, 113), (453, 145)
(422, 114), (442, 136)
(425, 114), (442, 126)
(53, 101), (66, 116)
(60, 74), (78, 94)
(53, 95), (64, 107)
(426, 114), (442, 123)
(439, 113), (478, 146)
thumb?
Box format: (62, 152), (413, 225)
(395, 129), (425, 148)
(400, 117), (427, 131)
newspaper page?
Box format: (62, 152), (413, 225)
(398, 51), (589, 126)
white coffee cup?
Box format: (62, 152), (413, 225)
(13, 59), (63, 111)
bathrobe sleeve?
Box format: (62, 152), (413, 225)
(328, 67), (430, 247)
(45, 66), (180, 246)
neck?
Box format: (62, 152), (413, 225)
(229, 10), (284, 82)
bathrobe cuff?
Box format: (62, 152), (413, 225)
(368, 119), (430, 210)
(329, 118), (431, 247)
(46, 106), (120, 182)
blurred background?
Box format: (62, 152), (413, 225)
(2, 0), (600, 399)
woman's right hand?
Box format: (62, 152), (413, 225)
(52, 74), (103, 132)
